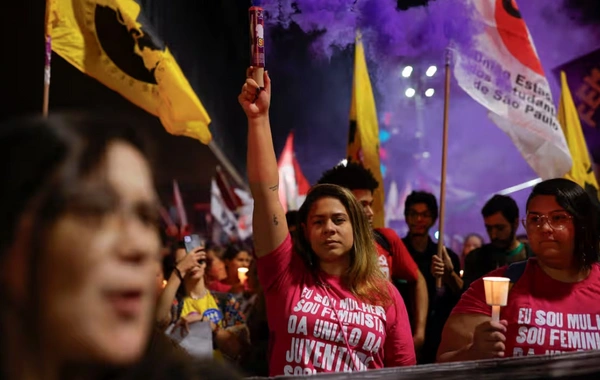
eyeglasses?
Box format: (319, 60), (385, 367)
(522, 212), (573, 230)
(407, 211), (433, 220)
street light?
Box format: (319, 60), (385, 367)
(426, 65), (437, 77)
(405, 88), (416, 98)
(401, 66), (413, 78)
(425, 88), (435, 97)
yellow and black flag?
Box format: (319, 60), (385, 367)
(347, 32), (385, 228)
(558, 71), (600, 203)
(47, 0), (212, 144)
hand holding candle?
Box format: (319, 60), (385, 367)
(483, 277), (510, 323)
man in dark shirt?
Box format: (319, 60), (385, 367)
(462, 194), (531, 291)
(402, 191), (462, 364)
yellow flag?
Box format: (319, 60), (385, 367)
(347, 32), (385, 228)
(45, 0), (58, 37)
(48, 0), (212, 144)
(558, 71), (599, 198)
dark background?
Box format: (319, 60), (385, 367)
(2, 0), (359, 211)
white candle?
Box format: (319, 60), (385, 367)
(483, 276), (510, 323)
(238, 267), (249, 284)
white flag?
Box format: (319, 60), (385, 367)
(210, 179), (254, 241)
(453, 0), (571, 179)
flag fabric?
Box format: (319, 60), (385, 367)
(452, 0), (571, 180)
(173, 180), (188, 236)
(215, 166), (243, 212)
(347, 32), (385, 228)
(558, 71), (600, 200)
(210, 179), (254, 241)
(554, 49), (600, 164)
(278, 132), (310, 212)
(47, 0), (212, 144)
(44, 0), (58, 87)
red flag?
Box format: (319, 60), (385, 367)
(278, 132), (310, 212)
(173, 180), (188, 235)
(215, 166), (243, 212)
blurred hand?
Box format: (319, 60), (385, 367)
(431, 246), (454, 278)
(176, 247), (205, 277)
(413, 331), (425, 354)
(468, 320), (508, 360)
(201, 315), (218, 332)
(238, 66), (271, 120)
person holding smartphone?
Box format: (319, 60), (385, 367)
(156, 239), (247, 361)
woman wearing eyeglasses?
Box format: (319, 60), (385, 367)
(436, 178), (600, 362)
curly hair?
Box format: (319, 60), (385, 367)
(317, 162), (379, 192)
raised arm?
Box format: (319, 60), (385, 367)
(239, 68), (288, 258)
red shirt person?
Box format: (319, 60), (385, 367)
(239, 67), (416, 376)
(438, 179), (600, 362)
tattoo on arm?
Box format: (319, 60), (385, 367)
(273, 214), (279, 226)
(269, 184), (279, 192)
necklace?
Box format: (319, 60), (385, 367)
(190, 289), (207, 300)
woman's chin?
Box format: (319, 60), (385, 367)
(81, 327), (149, 367)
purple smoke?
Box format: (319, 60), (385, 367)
(262, 0), (478, 61)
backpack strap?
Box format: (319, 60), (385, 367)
(373, 229), (392, 256)
(505, 260), (528, 291)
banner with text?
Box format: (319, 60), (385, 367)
(453, 0), (572, 179)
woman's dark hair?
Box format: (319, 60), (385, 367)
(526, 178), (599, 270)
(0, 112), (152, 256)
(482, 194), (519, 223)
(0, 112), (153, 376)
(222, 243), (250, 261)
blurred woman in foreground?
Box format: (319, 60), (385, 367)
(0, 113), (238, 379)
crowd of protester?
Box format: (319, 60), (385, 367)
(1, 68), (599, 379)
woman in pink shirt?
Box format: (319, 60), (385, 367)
(238, 68), (416, 377)
(437, 178), (600, 362)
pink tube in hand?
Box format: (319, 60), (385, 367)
(249, 3), (265, 88)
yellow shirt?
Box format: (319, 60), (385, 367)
(181, 291), (224, 327)
(180, 291), (224, 361)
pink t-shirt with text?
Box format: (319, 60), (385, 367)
(258, 234), (416, 377)
(453, 258), (600, 357)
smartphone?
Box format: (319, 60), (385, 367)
(183, 234), (204, 254)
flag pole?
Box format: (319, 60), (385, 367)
(43, 36), (51, 118)
(208, 140), (249, 192)
(43, 1), (52, 118)
(436, 50), (451, 290)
